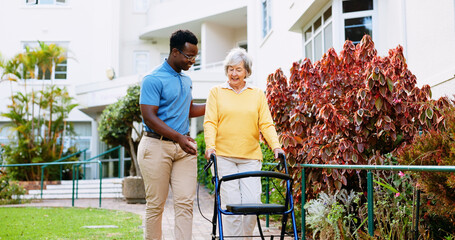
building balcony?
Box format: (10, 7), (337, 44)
(140, 0), (247, 39)
(74, 64), (225, 118)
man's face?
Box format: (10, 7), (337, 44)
(176, 42), (198, 71)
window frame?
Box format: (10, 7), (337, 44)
(302, 4), (333, 63)
(341, 0), (376, 45)
(21, 41), (69, 81)
(26, 0), (68, 5)
(302, 0), (378, 61)
(133, 51), (150, 75)
(261, 0), (272, 38)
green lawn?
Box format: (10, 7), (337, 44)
(0, 207), (143, 239)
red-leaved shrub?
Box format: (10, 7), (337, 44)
(266, 35), (452, 199)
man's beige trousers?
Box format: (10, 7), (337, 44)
(137, 136), (197, 240)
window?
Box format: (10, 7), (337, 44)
(342, 0), (374, 44)
(262, 0), (272, 38)
(22, 41), (68, 80)
(134, 51), (150, 75)
(26, 0), (67, 5)
(0, 123), (13, 146)
(303, 6), (333, 62)
(72, 122), (92, 151)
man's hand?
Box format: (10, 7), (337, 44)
(178, 135), (198, 155)
(205, 148), (216, 160)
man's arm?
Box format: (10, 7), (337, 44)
(189, 101), (205, 118)
(141, 104), (197, 155)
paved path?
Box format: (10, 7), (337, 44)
(3, 186), (290, 239)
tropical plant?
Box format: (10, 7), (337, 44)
(0, 42), (79, 181)
(98, 84), (142, 176)
(265, 35), (452, 199)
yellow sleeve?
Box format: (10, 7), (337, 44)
(203, 87), (218, 150)
(258, 90), (281, 150)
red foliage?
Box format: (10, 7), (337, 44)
(266, 35), (452, 198)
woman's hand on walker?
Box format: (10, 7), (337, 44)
(205, 148), (216, 160)
(273, 148), (285, 159)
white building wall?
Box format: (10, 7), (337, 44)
(118, 0), (167, 76)
(202, 22), (235, 64)
(248, 0), (302, 90)
(371, 0), (455, 99)
(404, 0), (455, 98)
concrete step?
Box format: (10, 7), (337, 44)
(22, 178), (124, 200)
(58, 178), (123, 185)
(46, 183), (121, 190)
(21, 193), (123, 199)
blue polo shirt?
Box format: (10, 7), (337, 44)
(140, 60), (193, 135)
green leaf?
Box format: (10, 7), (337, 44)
(419, 111), (426, 124)
(355, 113), (363, 125)
(352, 153), (358, 163)
(368, 77), (374, 90)
(379, 74), (386, 86)
(384, 115), (392, 122)
(357, 109), (364, 117)
(386, 77), (393, 92)
(379, 86), (387, 97)
(426, 107), (434, 119)
(374, 179), (398, 193)
(375, 98), (383, 111)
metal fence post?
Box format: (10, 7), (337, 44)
(414, 189), (421, 240)
(76, 164), (79, 199)
(266, 176), (270, 228)
(367, 171), (374, 236)
(40, 167), (44, 199)
(83, 150), (87, 179)
(118, 147), (122, 178)
(72, 165), (75, 207)
(302, 168), (306, 240)
(99, 161), (103, 207)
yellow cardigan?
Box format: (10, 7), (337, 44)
(203, 85), (281, 160)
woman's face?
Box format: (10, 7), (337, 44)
(227, 62), (247, 88)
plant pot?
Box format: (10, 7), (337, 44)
(122, 176), (146, 204)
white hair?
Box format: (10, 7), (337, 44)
(223, 48), (252, 78)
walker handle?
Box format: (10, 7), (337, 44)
(277, 153), (286, 171)
(203, 153), (216, 172)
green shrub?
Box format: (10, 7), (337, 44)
(195, 132), (214, 193)
(0, 170), (26, 205)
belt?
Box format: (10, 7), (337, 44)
(144, 131), (174, 142)
(144, 132), (189, 142)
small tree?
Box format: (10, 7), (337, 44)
(98, 85), (142, 177)
(266, 35), (451, 198)
(0, 42), (78, 181)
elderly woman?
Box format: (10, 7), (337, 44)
(204, 47), (284, 239)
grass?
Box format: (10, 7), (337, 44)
(0, 207), (143, 239)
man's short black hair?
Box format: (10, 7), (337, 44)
(170, 29), (198, 52)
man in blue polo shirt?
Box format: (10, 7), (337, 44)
(138, 29), (205, 240)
